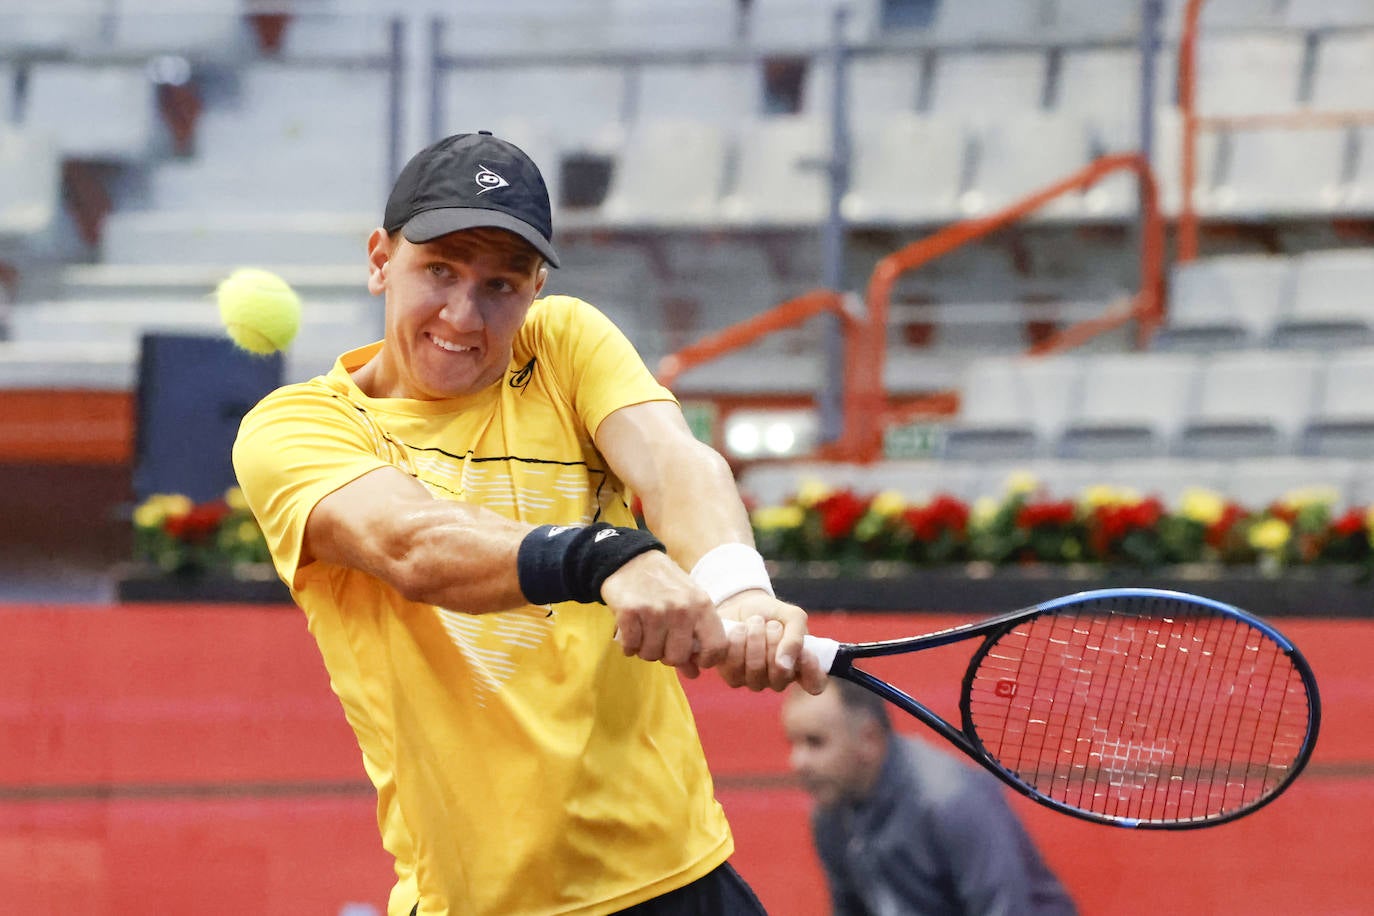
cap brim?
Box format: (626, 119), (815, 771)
(400, 208), (560, 268)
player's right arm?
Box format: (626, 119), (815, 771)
(234, 387), (725, 655)
(303, 466), (533, 612)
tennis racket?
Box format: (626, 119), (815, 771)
(733, 587), (1320, 829)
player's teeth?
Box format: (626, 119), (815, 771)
(432, 336), (472, 352)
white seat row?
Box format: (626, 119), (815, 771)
(1159, 250), (1374, 351)
(945, 340), (1374, 462)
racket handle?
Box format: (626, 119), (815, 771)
(720, 617), (841, 674)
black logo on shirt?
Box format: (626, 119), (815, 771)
(509, 357), (536, 391)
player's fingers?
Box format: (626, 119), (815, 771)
(744, 615), (770, 692)
(691, 612), (729, 670)
(765, 618), (795, 692)
(774, 614), (805, 687)
(617, 614), (643, 657)
(797, 646), (828, 695)
(636, 610), (667, 662)
(662, 606), (700, 667)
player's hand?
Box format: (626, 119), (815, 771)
(714, 591), (827, 695)
(600, 551), (727, 676)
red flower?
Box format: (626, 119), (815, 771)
(1333, 508), (1365, 538)
(815, 490), (868, 540)
(902, 494), (970, 541)
(163, 500), (230, 544)
(1016, 500), (1076, 529)
(1205, 503), (1247, 548)
(1267, 503), (1299, 525)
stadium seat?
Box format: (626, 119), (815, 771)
(1163, 0), (1288, 31)
(1048, 0), (1140, 40)
(1056, 47), (1142, 127)
(926, 49), (1048, 118)
(444, 63), (626, 154)
(1285, 0), (1374, 29)
(1310, 32), (1374, 111)
(1152, 106), (1223, 216)
(1154, 254), (1293, 351)
(1209, 127), (1350, 217)
(1223, 456), (1356, 510)
(928, 0), (1050, 43)
(0, 63), (15, 124)
(633, 62), (762, 127)
(23, 63), (158, 161)
(1177, 350), (1323, 458)
(1302, 348), (1374, 458)
(1058, 352), (1200, 459)
(720, 116), (829, 227)
(802, 51), (924, 119)
(98, 211), (373, 267)
(1271, 249), (1374, 349)
(745, 0), (880, 51)
(108, 8), (249, 57)
(0, 6), (103, 56)
(608, 0), (740, 51)
(0, 127), (61, 241)
(598, 119), (729, 227)
(941, 355), (1083, 461)
(1195, 34), (1306, 117)
(439, 1), (615, 54)
(959, 113), (1094, 220)
(279, 11), (396, 59)
(842, 113), (966, 225)
(1350, 127), (1374, 215)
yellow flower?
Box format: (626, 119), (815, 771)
(971, 496), (1000, 528)
(1180, 488), (1226, 526)
(132, 493), (193, 528)
(1366, 504), (1374, 534)
(225, 486), (250, 512)
(1248, 518), (1292, 553)
(794, 477), (831, 508)
(1004, 470), (1038, 497)
(1281, 486), (1338, 511)
(870, 490), (906, 518)
(234, 519), (262, 545)
(1080, 484), (1140, 510)
(753, 505), (804, 531)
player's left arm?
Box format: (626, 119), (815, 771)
(594, 400), (825, 693)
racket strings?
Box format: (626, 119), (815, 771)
(966, 596), (1312, 825)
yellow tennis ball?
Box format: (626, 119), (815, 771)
(216, 268), (301, 355)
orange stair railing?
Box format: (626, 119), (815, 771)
(658, 153), (1164, 465)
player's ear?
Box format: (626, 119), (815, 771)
(534, 263), (548, 297)
(366, 228), (393, 295)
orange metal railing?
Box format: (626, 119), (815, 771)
(847, 152), (1164, 461)
(657, 153), (1164, 465)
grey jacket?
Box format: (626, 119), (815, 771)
(811, 737), (1078, 916)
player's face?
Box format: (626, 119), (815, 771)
(782, 688), (874, 808)
(368, 227), (546, 400)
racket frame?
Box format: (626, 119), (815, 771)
(827, 587), (1322, 829)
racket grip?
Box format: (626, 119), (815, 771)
(720, 617), (841, 674)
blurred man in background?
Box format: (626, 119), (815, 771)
(782, 679), (1077, 916)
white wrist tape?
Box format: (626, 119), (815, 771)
(690, 543), (775, 605)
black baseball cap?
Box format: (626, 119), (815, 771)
(383, 131), (560, 268)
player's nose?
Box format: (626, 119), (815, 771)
(438, 285), (483, 331)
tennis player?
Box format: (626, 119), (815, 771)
(232, 131), (826, 916)
(782, 680), (1077, 915)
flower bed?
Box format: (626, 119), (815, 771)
(751, 473), (1374, 575)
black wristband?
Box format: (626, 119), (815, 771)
(517, 523), (666, 605)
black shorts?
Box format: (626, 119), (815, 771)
(614, 862), (768, 916)
(407, 862), (768, 916)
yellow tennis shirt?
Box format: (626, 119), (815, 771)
(232, 296), (732, 915)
